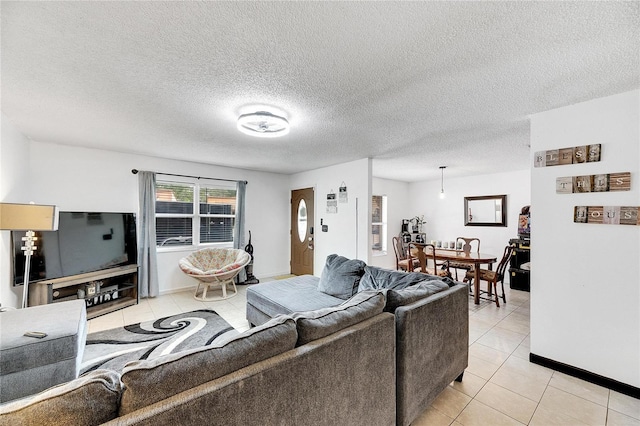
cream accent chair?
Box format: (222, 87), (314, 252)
(179, 248), (251, 301)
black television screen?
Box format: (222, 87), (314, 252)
(12, 212), (137, 285)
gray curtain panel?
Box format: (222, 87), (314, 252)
(137, 171), (159, 298)
(234, 181), (247, 282)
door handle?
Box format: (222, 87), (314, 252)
(308, 236), (314, 250)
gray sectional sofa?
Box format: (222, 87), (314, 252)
(1, 254), (468, 426)
(1, 291), (396, 426)
(247, 255), (469, 426)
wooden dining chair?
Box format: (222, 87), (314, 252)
(392, 236), (420, 272)
(464, 244), (513, 307)
(409, 243), (452, 278)
(449, 237), (480, 280)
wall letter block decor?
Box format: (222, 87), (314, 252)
(574, 206), (640, 225)
(556, 172), (630, 194)
(535, 144), (601, 167)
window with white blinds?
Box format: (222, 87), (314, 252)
(372, 195), (387, 255)
(155, 180), (237, 248)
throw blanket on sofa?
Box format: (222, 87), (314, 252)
(357, 266), (455, 291)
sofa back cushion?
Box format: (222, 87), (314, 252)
(385, 280), (451, 312)
(119, 315), (297, 415)
(292, 291), (385, 346)
(358, 266), (454, 292)
(0, 369), (121, 426)
(317, 254), (366, 299)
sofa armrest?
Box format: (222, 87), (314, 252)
(394, 283), (469, 426)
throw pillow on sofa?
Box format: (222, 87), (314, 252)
(385, 280), (451, 312)
(317, 254), (366, 299)
(119, 315), (297, 415)
(292, 290), (385, 346)
(0, 369), (121, 426)
(358, 266), (454, 292)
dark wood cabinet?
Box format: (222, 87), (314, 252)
(509, 238), (530, 292)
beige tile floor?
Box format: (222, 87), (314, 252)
(88, 281), (640, 426)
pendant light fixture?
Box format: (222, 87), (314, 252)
(439, 166), (447, 199)
(237, 111), (290, 138)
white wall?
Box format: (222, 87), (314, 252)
(290, 158), (371, 275)
(409, 170), (531, 265)
(1, 114), (32, 307)
(1, 134), (372, 305)
(15, 141), (291, 298)
(369, 177), (411, 270)
(530, 90), (639, 388)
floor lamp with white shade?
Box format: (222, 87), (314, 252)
(0, 203), (59, 308)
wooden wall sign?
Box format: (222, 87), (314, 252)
(556, 172), (631, 194)
(534, 144), (601, 167)
(574, 206), (640, 225)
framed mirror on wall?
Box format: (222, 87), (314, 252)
(464, 195), (507, 227)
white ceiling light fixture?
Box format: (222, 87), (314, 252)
(237, 111), (290, 138)
(439, 166), (447, 199)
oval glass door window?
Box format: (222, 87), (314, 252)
(297, 199), (307, 242)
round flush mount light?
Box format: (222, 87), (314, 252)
(237, 111), (290, 138)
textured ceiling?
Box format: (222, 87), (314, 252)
(1, 1), (639, 182)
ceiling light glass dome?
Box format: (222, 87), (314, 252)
(237, 111), (290, 138)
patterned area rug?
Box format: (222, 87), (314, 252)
(81, 309), (238, 374)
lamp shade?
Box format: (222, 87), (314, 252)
(0, 203), (59, 231)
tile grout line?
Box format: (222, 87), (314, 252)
(463, 296), (539, 425)
(605, 389), (610, 424)
(528, 381), (551, 426)
(454, 300), (522, 425)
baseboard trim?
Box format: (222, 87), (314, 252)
(529, 353), (639, 399)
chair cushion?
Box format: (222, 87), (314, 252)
(317, 254), (366, 299)
(448, 261), (472, 270)
(292, 291), (385, 346)
(465, 269), (497, 281)
(424, 267), (452, 278)
(119, 315), (297, 415)
(481, 270), (498, 281)
(397, 259), (421, 270)
(0, 370), (121, 426)
(179, 248), (250, 276)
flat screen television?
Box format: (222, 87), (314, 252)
(12, 212), (137, 285)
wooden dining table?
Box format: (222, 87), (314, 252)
(411, 243), (497, 305)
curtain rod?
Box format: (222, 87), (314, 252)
(131, 169), (247, 185)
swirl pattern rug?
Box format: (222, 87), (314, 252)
(81, 309), (239, 374)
